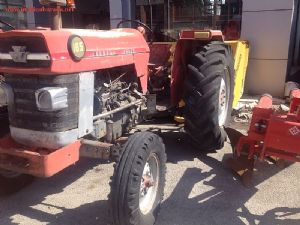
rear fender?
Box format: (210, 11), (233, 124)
(171, 30), (224, 106)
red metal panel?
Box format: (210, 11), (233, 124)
(242, 96), (273, 144)
(256, 95), (273, 108)
(149, 43), (174, 66)
(170, 40), (189, 106)
(0, 136), (80, 177)
(0, 28), (150, 92)
(170, 30), (224, 106)
(134, 53), (149, 93)
(289, 90), (300, 120)
(235, 93), (300, 162)
(264, 117), (300, 154)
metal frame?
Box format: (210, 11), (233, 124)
(0, 135), (80, 177)
(234, 90), (300, 162)
(10, 126), (79, 150)
(78, 72), (94, 137)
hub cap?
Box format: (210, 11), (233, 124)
(218, 70), (230, 126)
(139, 153), (159, 215)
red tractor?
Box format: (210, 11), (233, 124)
(0, 1), (236, 225)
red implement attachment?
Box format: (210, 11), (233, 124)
(0, 135), (80, 177)
(226, 90), (300, 186)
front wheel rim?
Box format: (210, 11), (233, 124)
(139, 153), (160, 215)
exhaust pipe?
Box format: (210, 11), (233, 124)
(39, 0), (75, 30)
(52, 9), (62, 30)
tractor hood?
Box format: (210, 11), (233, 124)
(0, 28), (150, 75)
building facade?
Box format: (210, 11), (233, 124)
(117, 0), (299, 97)
(0, 0), (298, 97)
(241, 0), (296, 97)
(0, 0), (35, 29)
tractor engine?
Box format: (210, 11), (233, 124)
(92, 69), (142, 142)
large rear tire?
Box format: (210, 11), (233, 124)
(110, 132), (166, 225)
(0, 107), (33, 196)
(184, 41), (234, 151)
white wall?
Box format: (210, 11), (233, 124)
(241, 0), (294, 97)
(243, 0), (293, 11)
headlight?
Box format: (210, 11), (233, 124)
(35, 87), (68, 111)
(68, 35), (86, 61)
(0, 85), (7, 106)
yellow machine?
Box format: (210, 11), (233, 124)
(226, 40), (250, 108)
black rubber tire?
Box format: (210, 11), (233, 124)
(110, 131), (166, 225)
(0, 170), (34, 196)
(0, 106), (9, 137)
(184, 41), (235, 151)
(0, 107), (33, 196)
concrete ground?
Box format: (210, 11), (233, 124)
(0, 124), (300, 225)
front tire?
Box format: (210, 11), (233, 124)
(110, 132), (166, 225)
(0, 169), (33, 195)
(184, 41), (234, 151)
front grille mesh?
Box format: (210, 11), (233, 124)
(5, 74), (79, 132)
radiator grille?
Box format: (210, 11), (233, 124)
(5, 74), (79, 132)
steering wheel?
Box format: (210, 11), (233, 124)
(0, 19), (15, 30)
(117, 19), (153, 43)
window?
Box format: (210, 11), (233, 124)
(135, 0), (243, 41)
(0, 0), (27, 29)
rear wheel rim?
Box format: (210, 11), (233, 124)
(218, 69), (230, 126)
(139, 153), (159, 215)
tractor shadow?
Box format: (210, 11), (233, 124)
(0, 126), (299, 225)
(156, 131), (300, 225)
(0, 158), (111, 225)
(157, 165), (300, 225)
(0, 111), (111, 224)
